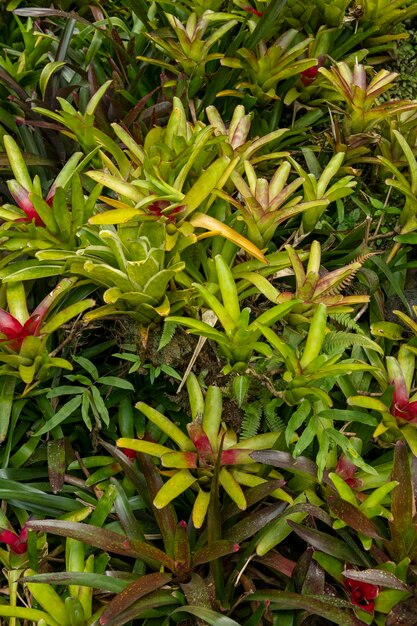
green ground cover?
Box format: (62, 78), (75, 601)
(0, 0), (417, 624)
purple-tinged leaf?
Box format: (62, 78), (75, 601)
(171, 606), (242, 625)
(290, 503), (333, 527)
(343, 569), (409, 592)
(26, 520), (174, 570)
(254, 551), (296, 577)
(302, 557), (325, 596)
(193, 540), (239, 566)
(180, 574), (211, 612)
(293, 546), (314, 592)
(251, 450), (318, 478)
(389, 441), (415, 563)
(224, 501), (286, 543)
(287, 521), (367, 565)
(99, 572), (172, 625)
(327, 494), (383, 539)
(136, 451), (178, 555)
(246, 590), (363, 625)
(101, 589), (181, 626)
(293, 547), (325, 596)
(386, 595), (417, 626)
(98, 440), (150, 505)
(174, 521), (191, 576)
(111, 478), (146, 542)
(47, 439), (66, 494)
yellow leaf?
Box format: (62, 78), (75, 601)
(89, 208), (142, 224)
(153, 469), (197, 509)
(116, 437), (173, 457)
(219, 467), (246, 510)
(190, 213), (267, 263)
(192, 487), (211, 528)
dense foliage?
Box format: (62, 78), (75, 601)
(0, 0), (417, 624)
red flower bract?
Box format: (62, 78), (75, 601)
(121, 447), (136, 462)
(0, 526), (28, 554)
(0, 310), (41, 350)
(243, 5), (263, 17)
(147, 201), (183, 222)
(335, 454), (362, 489)
(301, 55), (325, 86)
(8, 180), (45, 226)
(345, 578), (379, 613)
(387, 356), (417, 423)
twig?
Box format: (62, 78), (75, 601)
(49, 318), (82, 357)
(354, 303), (368, 322)
(246, 368), (282, 398)
(368, 230), (396, 242)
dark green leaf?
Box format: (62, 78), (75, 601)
(246, 591), (363, 625)
(287, 521), (367, 565)
(33, 396), (83, 436)
(21, 572), (128, 593)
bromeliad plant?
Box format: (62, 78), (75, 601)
(220, 29), (317, 102)
(250, 441), (417, 624)
(138, 11), (239, 96)
(117, 372), (287, 527)
(0, 277), (94, 388)
(20, 430), (290, 626)
(2, 2), (417, 625)
(66, 221), (186, 327)
(167, 254), (300, 372)
(218, 158), (329, 248)
(289, 150), (357, 233)
(84, 99), (265, 262)
(319, 62), (417, 157)
(86, 97), (235, 224)
(0, 135), (101, 253)
(348, 355), (417, 455)
(206, 103), (291, 162)
(282, 240), (370, 316)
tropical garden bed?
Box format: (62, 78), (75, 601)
(0, 0), (417, 624)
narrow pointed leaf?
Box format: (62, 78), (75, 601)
(327, 494), (382, 539)
(343, 569), (409, 592)
(26, 520), (174, 569)
(193, 540), (239, 565)
(246, 591), (362, 625)
(287, 521), (367, 565)
(99, 573), (172, 625)
(153, 469), (197, 509)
